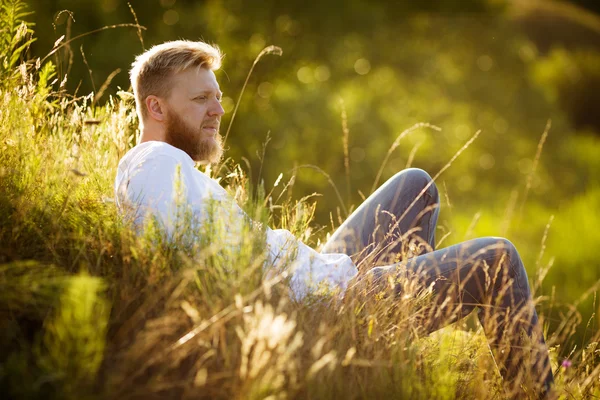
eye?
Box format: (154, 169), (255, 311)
(195, 96), (208, 101)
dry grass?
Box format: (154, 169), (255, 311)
(1, 2), (600, 399)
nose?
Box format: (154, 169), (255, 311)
(209, 98), (225, 117)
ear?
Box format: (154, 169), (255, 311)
(145, 95), (166, 122)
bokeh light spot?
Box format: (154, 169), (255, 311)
(258, 82), (274, 98)
(518, 158), (533, 174)
(101, 0), (118, 13)
(519, 43), (538, 62)
(297, 66), (313, 83)
(477, 55), (494, 72)
(479, 153), (495, 169)
(221, 96), (234, 113)
(249, 34), (266, 53)
(354, 58), (371, 75)
(314, 65), (331, 82)
(163, 10), (179, 25)
(493, 117), (508, 134)
(455, 124), (471, 140)
(160, 0), (176, 7)
(276, 15), (299, 35)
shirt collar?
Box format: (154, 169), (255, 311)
(146, 141), (195, 167)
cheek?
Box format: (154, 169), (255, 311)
(176, 104), (200, 126)
(189, 104), (208, 123)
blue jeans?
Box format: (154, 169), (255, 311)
(322, 168), (554, 395)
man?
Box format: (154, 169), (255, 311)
(115, 40), (554, 396)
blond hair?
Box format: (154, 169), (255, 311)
(129, 40), (223, 121)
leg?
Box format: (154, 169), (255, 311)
(322, 168), (440, 267)
(371, 237), (554, 395)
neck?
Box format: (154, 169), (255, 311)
(139, 122), (165, 143)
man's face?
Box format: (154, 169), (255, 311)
(163, 67), (225, 163)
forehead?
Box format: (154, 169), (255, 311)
(171, 67), (221, 95)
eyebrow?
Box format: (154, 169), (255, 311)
(192, 90), (223, 97)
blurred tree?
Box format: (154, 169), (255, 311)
(531, 48), (600, 131)
(20, 0), (595, 215)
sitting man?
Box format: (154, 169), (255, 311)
(114, 40), (554, 396)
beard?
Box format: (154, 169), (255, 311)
(164, 108), (223, 164)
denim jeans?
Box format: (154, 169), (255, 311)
(321, 168), (554, 395)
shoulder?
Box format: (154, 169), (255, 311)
(116, 142), (198, 196)
(119, 142), (188, 170)
(117, 143), (199, 186)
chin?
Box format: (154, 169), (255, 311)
(192, 139), (222, 164)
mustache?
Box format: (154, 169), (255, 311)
(202, 119), (220, 127)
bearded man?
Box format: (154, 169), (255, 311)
(114, 40), (554, 397)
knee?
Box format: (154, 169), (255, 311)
(391, 168), (439, 203)
(486, 237), (525, 279)
(491, 237), (518, 259)
(481, 237), (534, 303)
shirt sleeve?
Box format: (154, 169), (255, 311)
(265, 228), (358, 301)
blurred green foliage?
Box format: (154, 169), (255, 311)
(2, 2), (600, 397)
(14, 0), (600, 348)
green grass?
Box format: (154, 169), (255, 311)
(1, 1), (600, 399)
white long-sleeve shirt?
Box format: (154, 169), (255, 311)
(114, 141), (358, 300)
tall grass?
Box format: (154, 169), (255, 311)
(1, 1), (600, 399)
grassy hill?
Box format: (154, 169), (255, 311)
(1, 1), (600, 399)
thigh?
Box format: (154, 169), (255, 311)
(322, 168), (440, 266)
